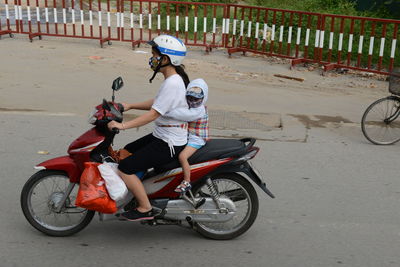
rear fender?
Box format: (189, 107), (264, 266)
(35, 156), (81, 183)
(196, 161), (275, 199)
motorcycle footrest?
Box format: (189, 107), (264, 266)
(194, 198), (206, 209)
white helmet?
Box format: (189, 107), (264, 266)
(148, 35), (187, 66)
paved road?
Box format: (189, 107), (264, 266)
(0, 111), (399, 267)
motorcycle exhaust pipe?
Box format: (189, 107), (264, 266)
(99, 212), (122, 221)
(186, 216), (193, 223)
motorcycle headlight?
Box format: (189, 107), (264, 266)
(88, 109), (97, 124)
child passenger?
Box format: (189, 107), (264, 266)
(165, 78), (209, 193)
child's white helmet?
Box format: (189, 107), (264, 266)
(148, 35), (187, 66)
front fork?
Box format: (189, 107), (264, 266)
(384, 104), (400, 124)
(54, 182), (76, 212)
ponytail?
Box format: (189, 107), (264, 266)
(174, 65), (190, 88)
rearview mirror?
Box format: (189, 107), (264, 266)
(112, 77), (124, 91)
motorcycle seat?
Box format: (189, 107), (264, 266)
(155, 139), (248, 173)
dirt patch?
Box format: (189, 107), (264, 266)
(208, 110), (281, 131)
(0, 108), (44, 112)
(289, 114), (353, 129)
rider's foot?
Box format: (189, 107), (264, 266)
(120, 208), (154, 221)
(174, 180), (192, 193)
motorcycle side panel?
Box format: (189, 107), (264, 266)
(68, 127), (104, 153)
(144, 159), (231, 199)
(67, 127), (105, 170)
(36, 156), (81, 183)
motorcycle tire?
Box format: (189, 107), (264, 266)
(21, 170), (95, 237)
(192, 173), (259, 240)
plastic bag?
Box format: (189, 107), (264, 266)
(75, 162), (117, 214)
(97, 162), (128, 202)
(107, 147), (132, 163)
(117, 191), (133, 208)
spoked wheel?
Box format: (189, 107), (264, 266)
(361, 96), (400, 145)
(21, 170), (95, 236)
(192, 173), (259, 240)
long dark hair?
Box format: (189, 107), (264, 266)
(174, 65), (190, 88)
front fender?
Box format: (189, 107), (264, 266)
(36, 156), (81, 183)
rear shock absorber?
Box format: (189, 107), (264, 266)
(206, 178), (222, 210)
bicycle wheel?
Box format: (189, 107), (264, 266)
(361, 96), (400, 145)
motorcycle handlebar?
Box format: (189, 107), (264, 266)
(111, 127), (120, 134)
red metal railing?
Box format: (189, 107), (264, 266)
(225, 5), (322, 61)
(0, 0), (121, 46)
(118, 0), (228, 51)
(1, 0), (399, 75)
(0, 0), (19, 37)
(224, 4), (399, 75)
(316, 15), (400, 74)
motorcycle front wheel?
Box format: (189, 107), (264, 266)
(20, 170), (95, 236)
(192, 173), (259, 240)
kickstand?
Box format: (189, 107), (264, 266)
(182, 190), (206, 209)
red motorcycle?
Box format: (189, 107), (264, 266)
(20, 77), (274, 240)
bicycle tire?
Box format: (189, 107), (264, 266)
(361, 96), (400, 145)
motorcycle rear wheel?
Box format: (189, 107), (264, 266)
(192, 173), (259, 240)
(20, 170), (95, 236)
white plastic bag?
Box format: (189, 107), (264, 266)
(97, 162), (128, 202)
(116, 191), (133, 208)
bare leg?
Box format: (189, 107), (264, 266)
(179, 146), (198, 183)
(118, 170), (152, 213)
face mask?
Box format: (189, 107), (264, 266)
(149, 56), (162, 71)
(187, 96), (203, 108)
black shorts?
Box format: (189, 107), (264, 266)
(118, 133), (186, 175)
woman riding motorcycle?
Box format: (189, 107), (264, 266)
(107, 35), (204, 221)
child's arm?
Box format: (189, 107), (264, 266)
(165, 106), (206, 122)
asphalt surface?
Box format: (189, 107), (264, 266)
(0, 111), (399, 267)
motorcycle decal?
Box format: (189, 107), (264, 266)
(142, 160), (226, 194)
(153, 159), (228, 183)
(143, 176), (176, 195)
(34, 166), (46, 170)
(69, 140), (103, 153)
(153, 169), (182, 183)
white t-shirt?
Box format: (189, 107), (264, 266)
(151, 74), (188, 146)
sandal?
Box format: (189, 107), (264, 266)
(174, 181), (192, 193)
